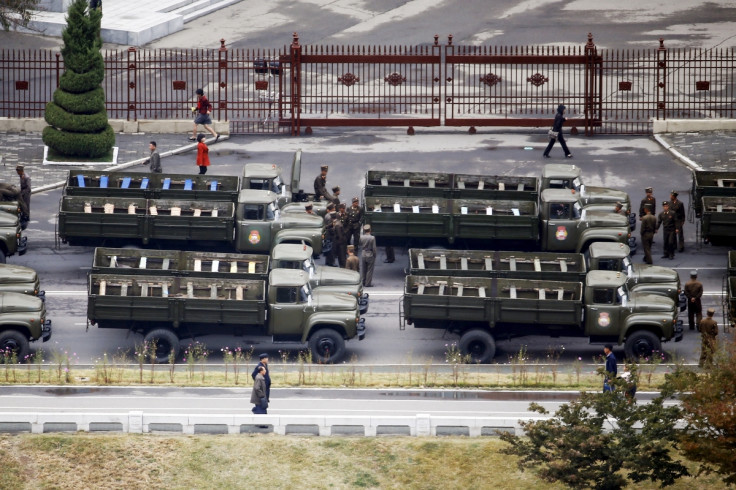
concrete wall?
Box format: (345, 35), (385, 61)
(0, 118), (230, 135)
(37, 0), (73, 12)
(652, 119), (736, 133)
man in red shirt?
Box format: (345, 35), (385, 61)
(190, 88), (218, 142)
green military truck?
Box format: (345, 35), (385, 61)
(0, 264), (45, 300)
(540, 164), (632, 215)
(690, 170), (736, 244)
(87, 269), (365, 363)
(401, 270), (682, 362)
(0, 209), (27, 264)
(58, 190), (324, 254)
(0, 292), (52, 359)
(408, 242), (684, 309)
(90, 244), (368, 314)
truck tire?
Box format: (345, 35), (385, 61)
(624, 330), (661, 360)
(459, 329), (496, 363)
(308, 329), (346, 364)
(144, 329), (180, 363)
(0, 330), (29, 360)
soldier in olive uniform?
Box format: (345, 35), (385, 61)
(614, 201), (626, 215)
(314, 165), (333, 202)
(640, 204), (656, 264)
(669, 190), (686, 252)
(346, 244), (359, 272)
(334, 204), (348, 268)
(345, 197), (364, 252)
(698, 308), (718, 368)
(332, 186), (341, 207)
(323, 203), (337, 266)
(684, 270), (703, 331)
(639, 187), (656, 221)
(656, 201), (677, 260)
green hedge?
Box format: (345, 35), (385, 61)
(52, 86), (105, 114)
(43, 125), (115, 158)
(58, 66), (104, 94)
(63, 50), (103, 75)
(44, 101), (109, 133)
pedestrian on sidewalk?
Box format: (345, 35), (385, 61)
(145, 141), (162, 173)
(251, 353), (271, 403)
(603, 344), (617, 393)
(542, 104), (573, 159)
(190, 88), (218, 142)
(196, 135), (210, 175)
(250, 366), (268, 414)
(15, 165), (30, 229)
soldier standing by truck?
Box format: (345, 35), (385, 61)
(334, 204), (348, 268)
(657, 201), (677, 260)
(314, 165), (333, 202)
(669, 191), (686, 252)
(640, 205), (656, 265)
(15, 165), (30, 229)
(359, 224), (377, 287)
(698, 308), (718, 368)
(323, 203), (337, 266)
(639, 187), (656, 221)
(685, 270), (703, 331)
(346, 197), (364, 252)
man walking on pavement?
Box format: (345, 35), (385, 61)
(639, 187), (656, 221)
(314, 165), (333, 202)
(359, 224), (377, 287)
(145, 141), (162, 173)
(685, 270), (703, 331)
(698, 308), (718, 368)
(251, 353), (271, 403)
(346, 197), (364, 252)
(603, 344), (617, 393)
(15, 165), (30, 229)
(640, 204), (656, 264)
(656, 200), (677, 260)
(670, 190), (686, 252)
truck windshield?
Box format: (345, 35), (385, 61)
(617, 286), (628, 306)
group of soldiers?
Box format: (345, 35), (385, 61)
(637, 187), (686, 264)
(312, 165), (378, 287)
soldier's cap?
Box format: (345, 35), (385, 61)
(690, 270), (698, 277)
(347, 245), (355, 251)
(320, 165), (329, 171)
(326, 203), (336, 210)
(259, 353), (269, 360)
(338, 203), (346, 209)
(645, 187), (653, 192)
(352, 197), (359, 203)
(662, 201), (670, 206)
(305, 203), (313, 210)
(15, 164), (24, 171)
(707, 308), (715, 315)
(332, 186), (340, 192)
(615, 201), (622, 207)
(363, 224), (371, 231)
(670, 190), (678, 197)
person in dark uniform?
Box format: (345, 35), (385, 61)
(345, 197), (364, 252)
(542, 104), (572, 159)
(359, 224), (377, 287)
(684, 270), (703, 331)
(323, 203), (337, 266)
(639, 187), (656, 221)
(332, 186), (341, 207)
(314, 165), (333, 202)
(640, 204), (656, 264)
(698, 308), (718, 368)
(669, 190), (686, 252)
(334, 204), (348, 268)
(614, 201), (626, 215)
(15, 164), (31, 229)
(251, 353), (271, 403)
(603, 344), (617, 392)
(250, 366), (268, 414)
(656, 201), (677, 260)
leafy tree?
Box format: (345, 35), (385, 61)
(671, 340), (736, 485)
(0, 0), (39, 31)
(500, 366), (688, 490)
(42, 0), (114, 158)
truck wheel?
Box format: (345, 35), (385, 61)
(624, 330), (661, 360)
(308, 329), (346, 364)
(459, 329), (496, 363)
(144, 329), (180, 363)
(0, 330), (29, 360)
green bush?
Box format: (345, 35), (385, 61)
(43, 125), (115, 159)
(52, 86), (105, 114)
(63, 51), (103, 78)
(45, 101), (109, 132)
(58, 66), (104, 94)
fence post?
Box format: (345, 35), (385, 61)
(127, 47), (137, 122)
(656, 38), (667, 121)
(55, 52), (61, 88)
(583, 33), (598, 136)
(218, 38), (228, 123)
(290, 32), (301, 136)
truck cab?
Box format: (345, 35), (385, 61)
(271, 243), (369, 314)
(540, 189), (629, 253)
(267, 269), (365, 362)
(0, 291), (52, 359)
(584, 270), (681, 358)
(0, 211), (26, 263)
(234, 190), (325, 254)
(587, 242), (685, 309)
(0, 264), (44, 300)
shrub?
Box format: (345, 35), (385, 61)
(43, 125), (115, 158)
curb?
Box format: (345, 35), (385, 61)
(652, 134), (703, 171)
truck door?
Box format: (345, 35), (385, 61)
(269, 285), (309, 335)
(584, 286), (622, 336)
(235, 203), (272, 253)
(543, 201), (577, 252)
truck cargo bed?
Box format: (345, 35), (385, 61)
(701, 196), (736, 239)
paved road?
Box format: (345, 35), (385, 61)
(14, 129), (731, 365)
